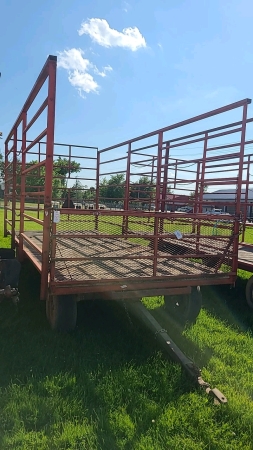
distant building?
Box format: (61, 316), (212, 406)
(163, 194), (190, 211)
(203, 189), (253, 215)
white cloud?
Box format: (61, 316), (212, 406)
(68, 70), (99, 97)
(78, 18), (146, 51)
(94, 65), (113, 77)
(57, 48), (112, 97)
(122, 1), (130, 12)
(57, 48), (91, 72)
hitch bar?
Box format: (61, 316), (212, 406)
(125, 300), (227, 405)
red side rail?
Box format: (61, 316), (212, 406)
(4, 55), (57, 300)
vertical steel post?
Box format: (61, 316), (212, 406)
(173, 160), (178, 211)
(161, 142), (169, 213)
(41, 59), (57, 301)
(95, 150), (100, 231)
(11, 128), (17, 250)
(4, 139), (9, 238)
(192, 160), (201, 235)
(232, 102), (248, 275)
(148, 156), (155, 223)
(37, 142), (41, 219)
(50, 221), (56, 283)
(19, 113), (27, 261)
(196, 133), (208, 252)
(242, 154), (250, 242)
(122, 143), (131, 234)
(153, 132), (163, 276)
(159, 142), (170, 235)
(155, 133), (163, 212)
(199, 133), (208, 213)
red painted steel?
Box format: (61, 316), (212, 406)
(99, 99), (251, 153)
(11, 128), (17, 250)
(231, 103), (248, 275)
(4, 141), (9, 238)
(242, 155), (251, 242)
(50, 222), (57, 283)
(4, 56), (57, 296)
(4, 55), (253, 301)
(19, 112), (27, 259)
(50, 276), (236, 297)
(5, 56), (56, 143)
(40, 57), (57, 300)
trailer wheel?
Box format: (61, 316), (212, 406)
(164, 287), (202, 325)
(245, 276), (253, 309)
(46, 294), (77, 332)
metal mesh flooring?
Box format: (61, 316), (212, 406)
(238, 244), (253, 262)
(22, 231), (227, 282)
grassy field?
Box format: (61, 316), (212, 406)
(0, 210), (253, 449)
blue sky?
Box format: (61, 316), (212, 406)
(1, 0), (253, 171)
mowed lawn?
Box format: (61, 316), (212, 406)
(0, 208), (253, 449)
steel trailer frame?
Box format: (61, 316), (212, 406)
(4, 55), (57, 301)
(4, 54), (253, 402)
(234, 151), (253, 307)
(4, 55), (251, 303)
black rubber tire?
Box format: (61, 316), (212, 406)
(245, 276), (253, 309)
(164, 286), (202, 325)
(46, 294), (77, 332)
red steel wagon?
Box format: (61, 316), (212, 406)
(3, 55), (252, 403)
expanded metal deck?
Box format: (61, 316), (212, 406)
(238, 243), (253, 272)
(21, 230), (232, 283)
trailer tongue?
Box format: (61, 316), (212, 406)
(124, 300), (227, 404)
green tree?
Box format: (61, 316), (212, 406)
(99, 177), (109, 202)
(82, 186), (95, 201)
(130, 175), (155, 207)
(12, 157), (81, 201)
(54, 157), (81, 196)
(99, 174), (125, 204)
(70, 179), (85, 203)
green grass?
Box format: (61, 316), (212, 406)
(5, 203), (236, 236)
(1, 211), (253, 448)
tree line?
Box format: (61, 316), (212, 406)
(71, 174), (159, 206)
(0, 152), (163, 204)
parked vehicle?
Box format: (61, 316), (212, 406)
(207, 208), (223, 215)
(176, 206), (193, 213)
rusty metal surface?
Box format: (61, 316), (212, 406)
(25, 232), (221, 280)
(21, 207), (235, 285)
